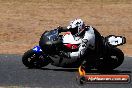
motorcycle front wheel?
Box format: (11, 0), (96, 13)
(22, 49), (50, 68)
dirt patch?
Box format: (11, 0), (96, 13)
(0, 0), (132, 56)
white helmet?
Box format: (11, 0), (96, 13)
(67, 19), (85, 35)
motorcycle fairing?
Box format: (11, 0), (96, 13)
(32, 46), (42, 52)
(62, 32), (82, 44)
(106, 35), (126, 46)
(64, 43), (79, 50)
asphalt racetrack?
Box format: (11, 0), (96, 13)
(0, 54), (132, 88)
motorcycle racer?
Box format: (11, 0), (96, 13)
(23, 18), (125, 71)
(58, 19), (103, 59)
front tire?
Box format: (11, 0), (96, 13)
(22, 49), (50, 68)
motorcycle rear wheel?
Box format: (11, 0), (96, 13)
(98, 48), (124, 71)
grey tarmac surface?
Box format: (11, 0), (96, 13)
(0, 54), (132, 88)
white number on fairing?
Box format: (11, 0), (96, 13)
(107, 36), (123, 46)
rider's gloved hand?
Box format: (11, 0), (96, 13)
(57, 26), (63, 33)
(57, 26), (63, 29)
(57, 26), (70, 33)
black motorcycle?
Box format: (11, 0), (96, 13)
(22, 29), (126, 71)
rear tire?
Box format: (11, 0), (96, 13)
(22, 49), (50, 68)
(98, 48), (124, 71)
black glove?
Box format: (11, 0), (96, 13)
(57, 26), (63, 33)
(57, 26), (69, 33)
